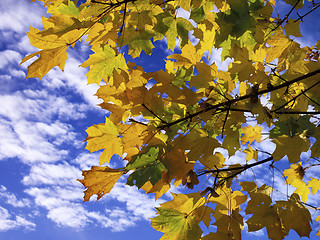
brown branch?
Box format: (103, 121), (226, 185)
(273, 72), (320, 108)
(217, 156), (274, 186)
(198, 156), (274, 177)
(266, 0), (302, 36)
(226, 107), (320, 115)
(295, 2), (320, 22)
(128, 118), (148, 126)
(119, 2), (128, 33)
(271, 79), (320, 112)
(158, 69), (320, 129)
(142, 103), (168, 124)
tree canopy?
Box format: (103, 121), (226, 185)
(23, 0), (320, 239)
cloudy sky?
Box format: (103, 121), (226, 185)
(0, 0), (319, 239)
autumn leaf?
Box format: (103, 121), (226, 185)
(21, 46), (68, 80)
(276, 193), (312, 237)
(151, 207), (202, 240)
(284, 19), (302, 37)
(308, 177), (320, 195)
(283, 163), (310, 202)
(272, 135), (310, 163)
(81, 45), (127, 84)
(85, 117), (123, 165)
(243, 147), (258, 161)
(23, 0), (320, 239)
(241, 125), (263, 146)
(78, 166), (123, 201)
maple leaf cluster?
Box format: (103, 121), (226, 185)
(23, 0), (320, 239)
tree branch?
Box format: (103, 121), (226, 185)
(158, 69), (320, 129)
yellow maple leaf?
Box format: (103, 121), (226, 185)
(26, 26), (67, 49)
(21, 46), (68, 80)
(265, 31), (292, 63)
(85, 117), (123, 165)
(283, 164), (310, 202)
(168, 42), (202, 69)
(158, 192), (212, 228)
(207, 209), (243, 240)
(243, 147), (258, 161)
(78, 166), (123, 201)
(308, 177), (320, 195)
(81, 45), (127, 84)
(210, 188), (247, 221)
(241, 125), (263, 146)
(189, 62), (217, 91)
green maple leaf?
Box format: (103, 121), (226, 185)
(153, 13), (193, 50)
(55, 0), (79, 17)
(118, 27), (155, 58)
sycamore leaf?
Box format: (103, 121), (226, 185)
(201, 152), (225, 169)
(168, 42), (202, 69)
(272, 135), (310, 163)
(210, 187), (247, 222)
(246, 203), (285, 240)
(78, 166), (123, 201)
(151, 207), (202, 240)
(189, 62), (217, 91)
(81, 45), (127, 84)
(21, 46), (68, 80)
(85, 117), (123, 165)
(126, 147), (166, 188)
(182, 170), (199, 189)
(265, 31), (291, 62)
(222, 128), (241, 156)
(174, 0), (191, 11)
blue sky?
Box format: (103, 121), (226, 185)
(0, 0), (319, 239)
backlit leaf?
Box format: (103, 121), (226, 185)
(78, 166), (123, 201)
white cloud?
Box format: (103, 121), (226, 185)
(22, 163), (81, 186)
(44, 56), (103, 107)
(0, 0), (44, 34)
(107, 181), (161, 220)
(47, 206), (91, 229)
(0, 186), (31, 208)
(0, 118), (69, 163)
(0, 50), (22, 69)
(0, 206), (35, 232)
(207, 47), (233, 71)
(72, 152), (102, 170)
(24, 182), (158, 232)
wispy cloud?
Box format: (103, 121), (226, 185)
(0, 206), (35, 232)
